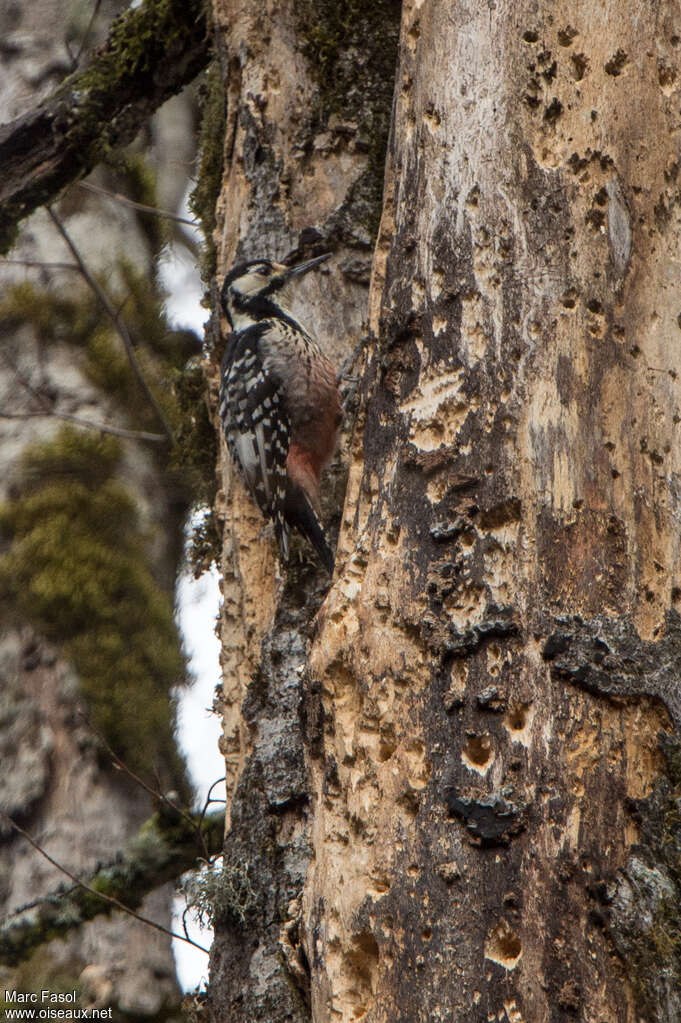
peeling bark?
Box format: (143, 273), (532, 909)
(207, 0), (399, 1018)
(304, 1), (681, 1020)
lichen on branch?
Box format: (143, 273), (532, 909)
(0, 807), (224, 968)
(0, 0), (210, 253)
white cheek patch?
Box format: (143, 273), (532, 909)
(239, 270), (270, 295)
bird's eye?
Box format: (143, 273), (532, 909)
(257, 266), (270, 276)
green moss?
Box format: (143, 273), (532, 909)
(189, 61), (226, 282)
(77, 0), (205, 112)
(0, 426), (186, 789)
(296, 0), (399, 107)
(295, 0), (401, 239)
(98, 0), (187, 78)
(167, 359), (219, 573)
(0, 282), (98, 347)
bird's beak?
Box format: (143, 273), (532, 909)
(285, 253), (331, 278)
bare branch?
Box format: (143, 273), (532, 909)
(0, 409), (167, 444)
(47, 207), (174, 443)
(0, 0), (209, 252)
(76, 181), (198, 227)
(74, 0), (104, 68)
(0, 346), (167, 444)
(0, 258), (79, 271)
(0, 808), (223, 966)
(197, 776), (228, 852)
(75, 710), (220, 863)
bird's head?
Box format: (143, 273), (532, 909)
(220, 254), (330, 330)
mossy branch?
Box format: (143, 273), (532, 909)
(0, 0), (209, 253)
(0, 808), (224, 967)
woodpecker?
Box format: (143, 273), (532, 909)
(219, 253), (341, 573)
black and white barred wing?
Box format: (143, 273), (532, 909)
(219, 323), (291, 556)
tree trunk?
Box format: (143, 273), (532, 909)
(208, 0), (681, 1020)
(206, 0), (400, 1018)
(0, 2), (199, 1012)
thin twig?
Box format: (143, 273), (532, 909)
(46, 207), (174, 444)
(0, 259), (80, 272)
(0, 348), (166, 445)
(195, 776), (227, 860)
(77, 181), (198, 227)
(182, 905), (194, 945)
(109, 751), (194, 825)
(204, 777), (227, 803)
(77, 710), (201, 842)
(73, 0), (103, 67)
(63, 37), (78, 72)
(1, 813), (210, 954)
(0, 409), (167, 444)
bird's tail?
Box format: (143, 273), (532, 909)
(283, 483), (335, 574)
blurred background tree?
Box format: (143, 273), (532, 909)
(0, 0), (213, 1014)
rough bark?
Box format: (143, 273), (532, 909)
(304, 1), (681, 1020)
(206, 0), (400, 1018)
(208, 0), (681, 1021)
(0, 0), (208, 253)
